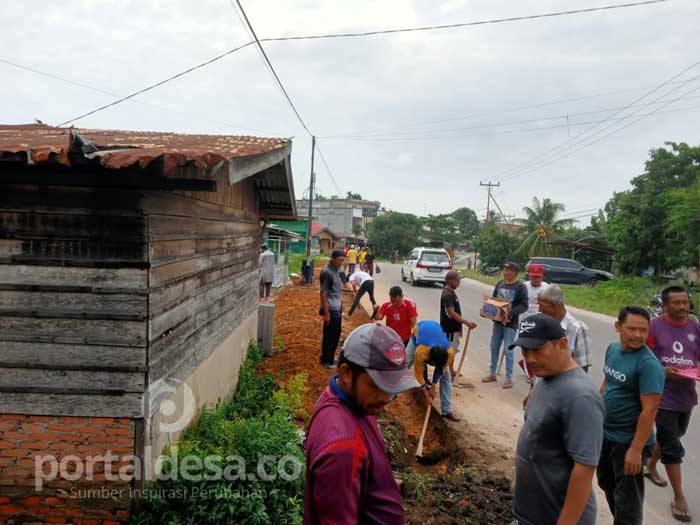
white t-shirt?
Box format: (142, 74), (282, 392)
(523, 281), (550, 319)
(350, 271), (373, 287)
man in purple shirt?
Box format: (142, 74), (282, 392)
(645, 286), (700, 522)
(304, 324), (421, 525)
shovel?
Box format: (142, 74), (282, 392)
(415, 403), (435, 464)
(452, 328), (474, 388)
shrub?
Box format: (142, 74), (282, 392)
(131, 343), (305, 525)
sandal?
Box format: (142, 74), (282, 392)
(644, 472), (669, 487)
(671, 502), (692, 522)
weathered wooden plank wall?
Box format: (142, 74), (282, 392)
(143, 177), (261, 387)
(0, 184), (148, 417)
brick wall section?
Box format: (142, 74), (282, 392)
(0, 414), (135, 525)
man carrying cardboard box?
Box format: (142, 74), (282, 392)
(482, 261), (529, 389)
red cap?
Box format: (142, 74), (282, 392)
(529, 264), (544, 277)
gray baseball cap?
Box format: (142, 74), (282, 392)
(342, 324), (421, 394)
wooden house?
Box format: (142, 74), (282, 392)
(0, 124), (295, 522)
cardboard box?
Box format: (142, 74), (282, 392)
(480, 295), (510, 322)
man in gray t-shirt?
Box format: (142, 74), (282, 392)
(511, 314), (605, 525)
(319, 250), (345, 368)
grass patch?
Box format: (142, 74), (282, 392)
(287, 253), (325, 275)
(460, 269), (656, 317)
(131, 342), (305, 525)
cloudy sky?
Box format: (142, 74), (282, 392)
(2, 0), (698, 223)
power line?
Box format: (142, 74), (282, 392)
(266, 0), (669, 42)
(320, 93), (700, 140)
(54, 0), (670, 127)
(233, 0), (312, 135)
(320, 80), (694, 139)
(500, 76), (700, 182)
(495, 58), (700, 181)
(314, 141), (343, 196)
(57, 41), (256, 127)
(318, 102), (700, 143)
(0, 57), (286, 135)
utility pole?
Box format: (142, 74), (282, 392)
(305, 136), (316, 266)
(480, 181), (500, 229)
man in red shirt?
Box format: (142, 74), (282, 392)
(375, 286), (418, 346)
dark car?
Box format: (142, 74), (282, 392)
(526, 257), (613, 286)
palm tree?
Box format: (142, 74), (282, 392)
(515, 197), (575, 257)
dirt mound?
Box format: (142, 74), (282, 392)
(264, 282), (514, 525)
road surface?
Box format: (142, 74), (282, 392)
(366, 261), (698, 524)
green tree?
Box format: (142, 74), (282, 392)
(664, 180), (700, 268)
(367, 213), (421, 257)
(420, 213), (461, 244)
(451, 207), (480, 239)
(346, 191), (363, 200)
(515, 197), (575, 257)
(606, 142), (700, 274)
(474, 230), (521, 268)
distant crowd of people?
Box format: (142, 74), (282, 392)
(308, 250), (699, 525)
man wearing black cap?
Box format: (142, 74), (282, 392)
(511, 313), (605, 525)
(441, 270), (478, 386)
(304, 324), (420, 525)
(319, 249), (346, 369)
(483, 260), (529, 389)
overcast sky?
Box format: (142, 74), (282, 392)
(2, 0), (698, 224)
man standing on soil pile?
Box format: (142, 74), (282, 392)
(644, 286), (700, 523)
(319, 249), (345, 369)
(441, 270), (477, 380)
(512, 313), (604, 525)
(304, 324), (420, 525)
(375, 286), (418, 346)
(407, 320), (460, 422)
(597, 306), (665, 525)
(482, 261), (529, 389)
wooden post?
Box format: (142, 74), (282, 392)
(257, 303), (275, 356)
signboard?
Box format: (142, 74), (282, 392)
(362, 207), (377, 218)
(352, 208), (363, 218)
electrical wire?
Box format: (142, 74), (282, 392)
(57, 41), (256, 127)
(55, 0), (670, 127)
(315, 141), (343, 196)
(500, 78), (700, 182)
(234, 0), (312, 135)
(265, 0), (668, 42)
(495, 58), (700, 181)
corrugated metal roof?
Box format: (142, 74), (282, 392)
(0, 123), (289, 175)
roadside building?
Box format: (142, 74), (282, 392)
(296, 196), (381, 239)
(0, 124), (296, 523)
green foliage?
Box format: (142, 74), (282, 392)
(131, 343), (305, 525)
(346, 191), (363, 200)
(451, 207), (480, 240)
(367, 212), (422, 257)
(515, 197), (575, 258)
(273, 373), (309, 420)
(560, 278), (656, 317)
(605, 142), (700, 274)
(664, 180), (700, 268)
(473, 230), (521, 269)
(287, 253), (324, 275)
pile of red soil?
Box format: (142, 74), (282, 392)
(261, 283), (514, 524)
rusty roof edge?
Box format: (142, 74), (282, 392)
(228, 142), (291, 185)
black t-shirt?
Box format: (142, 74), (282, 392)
(365, 253), (375, 264)
(440, 286), (462, 334)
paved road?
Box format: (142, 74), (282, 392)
(369, 262), (698, 524)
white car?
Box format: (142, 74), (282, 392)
(401, 247), (453, 286)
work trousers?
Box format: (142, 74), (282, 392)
(597, 439), (650, 525)
(320, 311), (342, 366)
(348, 281), (376, 316)
(489, 322), (516, 379)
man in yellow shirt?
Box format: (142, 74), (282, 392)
(346, 245), (358, 275)
(406, 320), (459, 421)
(358, 247), (367, 270)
